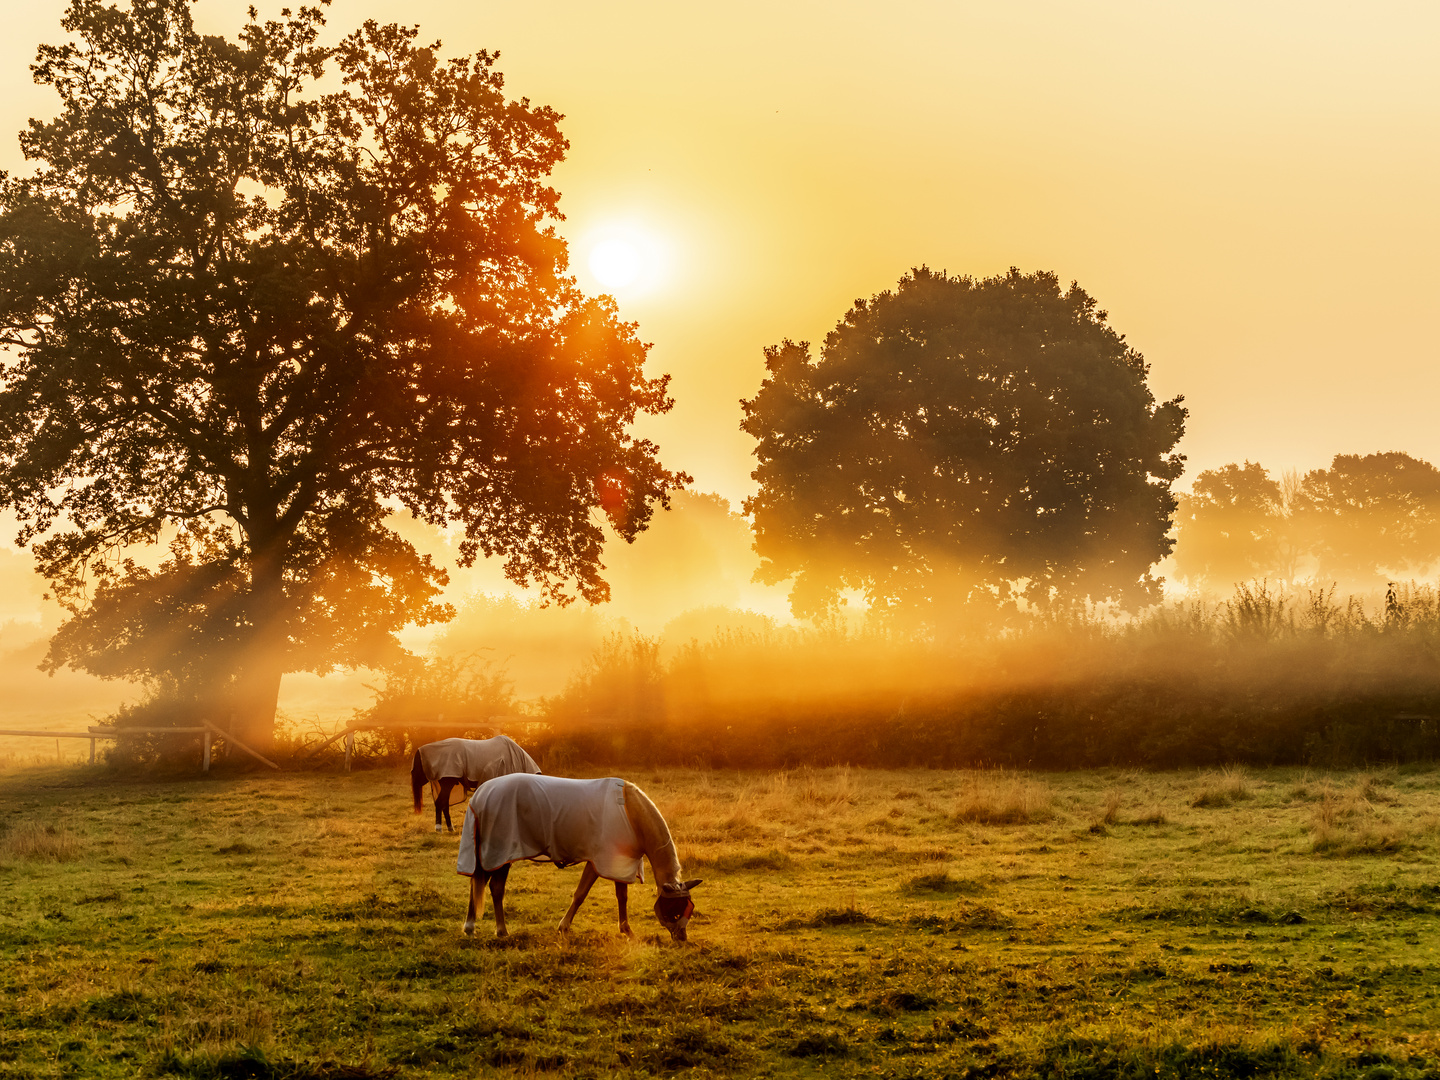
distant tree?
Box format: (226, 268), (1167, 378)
(1173, 462), (1288, 588)
(0, 0), (685, 745)
(1293, 452), (1440, 588)
(741, 267), (1187, 627)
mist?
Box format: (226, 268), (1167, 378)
(7, 453), (1440, 773)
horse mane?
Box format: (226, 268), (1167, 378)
(623, 781), (682, 888)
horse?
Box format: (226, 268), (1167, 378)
(410, 735), (541, 832)
(457, 773), (703, 942)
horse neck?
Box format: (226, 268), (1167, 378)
(624, 782), (682, 887)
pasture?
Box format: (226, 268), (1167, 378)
(2, 763), (1439, 1079)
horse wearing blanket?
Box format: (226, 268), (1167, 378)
(411, 736), (540, 832)
(458, 773), (702, 941)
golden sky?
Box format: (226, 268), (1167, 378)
(2, 0), (1438, 503)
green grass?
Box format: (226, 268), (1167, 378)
(3, 763), (1440, 1077)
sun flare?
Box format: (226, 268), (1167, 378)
(579, 221), (670, 298)
(589, 238), (642, 289)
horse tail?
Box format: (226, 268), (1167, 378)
(411, 751), (426, 813)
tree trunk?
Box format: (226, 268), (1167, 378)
(234, 546), (289, 751)
(234, 650), (285, 751)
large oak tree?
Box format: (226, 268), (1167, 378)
(741, 268), (1186, 629)
(0, 0), (686, 745)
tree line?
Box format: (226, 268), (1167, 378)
(1174, 455), (1440, 594)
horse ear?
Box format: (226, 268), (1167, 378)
(681, 879), (703, 891)
(661, 882), (683, 894)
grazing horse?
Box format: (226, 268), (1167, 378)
(411, 736), (540, 832)
(458, 773), (703, 941)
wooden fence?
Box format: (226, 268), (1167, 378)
(0, 721), (277, 772)
(0, 714), (533, 772)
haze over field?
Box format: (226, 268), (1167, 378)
(0, 1), (1435, 736)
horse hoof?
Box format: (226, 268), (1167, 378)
(462, 922), (475, 936)
(434, 825), (442, 833)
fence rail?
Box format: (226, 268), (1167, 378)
(0, 722), (274, 771)
(1, 715), (532, 771)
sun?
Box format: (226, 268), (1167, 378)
(578, 221), (670, 298)
(590, 238), (643, 290)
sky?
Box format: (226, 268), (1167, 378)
(4, 0), (1438, 504)
(0, 0), (1437, 729)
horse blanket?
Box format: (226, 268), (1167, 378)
(457, 773), (645, 885)
(418, 736), (540, 784)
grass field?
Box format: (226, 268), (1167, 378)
(3, 762), (1440, 1078)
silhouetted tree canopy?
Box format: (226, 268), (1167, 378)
(1296, 452), (1440, 587)
(1171, 453), (1440, 593)
(0, 0), (685, 744)
(741, 268), (1187, 627)
(1173, 462), (1289, 588)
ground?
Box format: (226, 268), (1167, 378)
(2, 762), (1439, 1078)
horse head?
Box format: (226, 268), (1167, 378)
(653, 879), (703, 941)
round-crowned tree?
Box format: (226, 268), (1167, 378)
(741, 267), (1186, 628)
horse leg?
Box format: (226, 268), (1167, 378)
(615, 881), (636, 940)
(488, 864), (511, 938)
(463, 870), (490, 936)
(442, 779), (457, 832)
(557, 862), (600, 933)
(434, 779), (448, 832)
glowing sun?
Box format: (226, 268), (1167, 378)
(581, 222), (669, 296)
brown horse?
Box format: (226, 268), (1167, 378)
(458, 773), (702, 941)
(410, 736), (540, 832)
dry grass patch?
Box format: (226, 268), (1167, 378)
(795, 766), (858, 808)
(1129, 805), (1168, 826)
(1311, 819), (1408, 856)
(1305, 777), (1430, 855)
(953, 771), (1054, 825)
(1099, 788), (1122, 826)
(1, 820), (81, 862)
(902, 871), (985, 896)
(1356, 772), (1400, 805)
(1191, 766), (1252, 808)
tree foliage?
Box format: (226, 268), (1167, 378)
(1173, 453), (1440, 592)
(1173, 462), (1289, 588)
(740, 267), (1187, 627)
(0, 0), (685, 741)
(1296, 453), (1440, 586)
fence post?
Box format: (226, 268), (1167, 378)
(344, 731), (354, 772)
(202, 729), (212, 773)
(89, 738), (95, 765)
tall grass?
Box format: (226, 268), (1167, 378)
(953, 772), (1053, 825)
(1, 820), (80, 862)
(519, 581), (1440, 770)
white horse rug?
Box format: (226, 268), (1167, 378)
(457, 774), (645, 884)
(418, 736), (540, 783)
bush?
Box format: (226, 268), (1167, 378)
(530, 582), (1440, 770)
